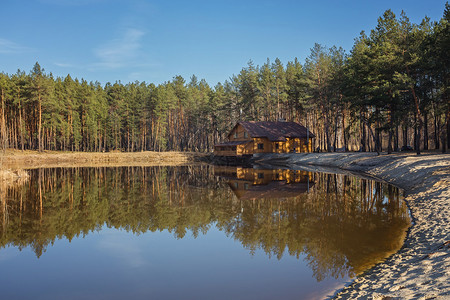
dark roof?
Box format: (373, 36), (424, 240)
(229, 181), (313, 200)
(230, 121), (315, 141)
(214, 140), (251, 147)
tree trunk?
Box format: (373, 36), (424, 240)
(38, 92), (42, 152)
(414, 112), (421, 155)
(388, 108), (393, 154)
(369, 125), (380, 155)
(447, 110), (450, 150)
(375, 128), (380, 153)
(342, 108), (347, 151)
(388, 130), (393, 154)
(0, 88), (6, 152)
(333, 110), (338, 151)
(405, 64), (423, 155)
(434, 110), (440, 150)
(127, 127), (130, 152)
(17, 91), (24, 151)
(424, 111), (428, 150)
(394, 125), (399, 152)
(442, 113), (447, 153)
(361, 117), (380, 155)
(403, 124), (408, 147)
(324, 112), (332, 152)
(306, 115), (310, 152)
(360, 111), (366, 152)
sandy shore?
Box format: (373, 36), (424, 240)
(0, 150), (206, 186)
(255, 152), (450, 299)
(0, 150), (206, 169)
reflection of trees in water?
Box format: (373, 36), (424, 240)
(224, 172), (410, 280)
(0, 166), (236, 257)
(0, 167), (410, 281)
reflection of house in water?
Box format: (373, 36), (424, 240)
(214, 166), (314, 200)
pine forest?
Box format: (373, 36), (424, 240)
(0, 6), (449, 154)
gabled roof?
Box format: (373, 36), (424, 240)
(228, 181), (313, 200)
(229, 121), (315, 141)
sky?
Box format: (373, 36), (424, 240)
(0, 0), (447, 87)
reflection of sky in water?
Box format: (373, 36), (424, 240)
(0, 248), (20, 262)
(0, 224), (343, 300)
(97, 228), (149, 268)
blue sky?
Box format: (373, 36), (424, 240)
(1, 0), (447, 86)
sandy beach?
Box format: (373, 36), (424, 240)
(255, 152), (450, 299)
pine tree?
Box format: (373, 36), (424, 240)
(29, 62), (52, 152)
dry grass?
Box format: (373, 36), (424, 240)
(0, 149), (208, 170)
(0, 169), (28, 180)
(0, 168), (29, 188)
(0, 149), (208, 186)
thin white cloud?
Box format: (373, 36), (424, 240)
(0, 38), (32, 54)
(54, 62), (77, 68)
(91, 28), (145, 70)
(97, 230), (148, 268)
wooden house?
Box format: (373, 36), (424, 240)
(214, 121), (315, 157)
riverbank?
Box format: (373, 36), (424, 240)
(0, 150), (207, 185)
(0, 149), (207, 169)
(254, 152), (450, 299)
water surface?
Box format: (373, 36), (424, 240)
(0, 166), (410, 299)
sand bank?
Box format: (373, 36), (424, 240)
(0, 150), (206, 170)
(254, 152), (450, 299)
(0, 150), (206, 186)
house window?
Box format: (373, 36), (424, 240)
(232, 146), (236, 151)
(244, 131), (248, 138)
(275, 143), (279, 149)
(257, 143), (264, 150)
(244, 183), (249, 190)
(258, 173), (264, 179)
(234, 132), (238, 138)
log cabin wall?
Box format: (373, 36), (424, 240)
(214, 147), (236, 156)
(214, 138), (312, 156)
(240, 142), (254, 155)
(272, 141), (286, 153)
(253, 137), (273, 153)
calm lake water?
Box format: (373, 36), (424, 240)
(0, 166), (410, 300)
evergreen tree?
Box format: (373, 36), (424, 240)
(29, 62), (52, 152)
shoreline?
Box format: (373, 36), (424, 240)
(0, 150), (207, 170)
(255, 152), (450, 299)
(0, 150), (207, 186)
